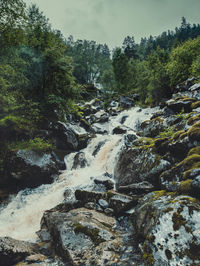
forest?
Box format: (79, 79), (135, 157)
(1, 0), (200, 167)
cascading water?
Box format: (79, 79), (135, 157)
(0, 106), (158, 242)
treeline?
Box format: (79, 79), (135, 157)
(108, 17), (200, 104)
(1, 0), (200, 124)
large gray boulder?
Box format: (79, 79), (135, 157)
(131, 192), (200, 265)
(38, 207), (123, 265)
(2, 149), (59, 191)
(114, 147), (170, 190)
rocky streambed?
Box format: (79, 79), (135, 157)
(0, 80), (200, 265)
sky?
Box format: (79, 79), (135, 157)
(24, 0), (200, 48)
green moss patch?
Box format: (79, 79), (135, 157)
(73, 223), (104, 245)
(8, 138), (55, 152)
(191, 101), (200, 109)
(187, 114), (200, 125)
(179, 179), (193, 193)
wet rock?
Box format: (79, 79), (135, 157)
(2, 150), (59, 191)
(72, 152), (87, 170)
(98, 199), (109, 208)
(166, 99), (192, 113)
(75, 190), (105, 204)
(131, 192), (200, 266)
(123, 134), (137, 148)
(91, 125), (108, 135)
(114, 147), (170, 189)
(192, 175), (200, 193)
(49, 121), (79, 151)
(163, 106), (175, 117)
(84, 202), (96, 210)
(112, 126), (127, 135)
(140, 119), (165, 138)
(89, 112), (109, 124)
(120, 115), (128, 124)
(175, 77), (197, 92)
(92, 141), (106, 157)
(94, 175), (114, 190)
(109, 192), (137, 215)
(188, 82), (200, 92)
(0, 237), (39, 266)
(39, 208), (122, 265)
(119, 96), (134, 109)
(75, 189), (137, 216)
(118, 181), (154, 195)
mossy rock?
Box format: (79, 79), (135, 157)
(172, 130), (187, 141)
(73, 223), (104, 245)
(179, 179), (193, 193)
(187, 113), (200, 125)
(188, 146), (200, 156)
(191, 101), (200, 109)
(154, 137), (169, 155)
(187, 122), (200, 141)
(132, 193), (200, 265)
(174, 96), (196, 102)
(180, 154), (200, 170)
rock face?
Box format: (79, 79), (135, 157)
(131, 192), (200, 265)
(114, 147), (170, 189)
(0, 237), (40, 266)
(1, 149), (59, 191)
(39, 207), (123, 266)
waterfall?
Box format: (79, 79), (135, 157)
(0, 106), (158, 242)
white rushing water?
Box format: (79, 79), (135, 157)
(0, 106), (158, 242)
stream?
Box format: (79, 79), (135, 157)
(0, 106), (158, 243)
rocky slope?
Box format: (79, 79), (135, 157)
(0, 79), (200, 265)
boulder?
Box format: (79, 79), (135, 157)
(93, 174), (114, 190)
(140, 118), (165, 138)
(2, 149), (59, 191)
(166, 99), (192, 113)
(75, 189), (137, 216)
(112, 126), (127, 135)
(72, 152), (87, 170)
(0, 237), (40, 266)
(119, 96), (134, 108)
(118, 181), (154, 195)
(114, 147), (171, 189)
(49, 122), (79, 151)
(131, 192), (200, 265)
(38, 207), (122, 265)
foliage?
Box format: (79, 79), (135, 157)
(8, 138), (55, 151)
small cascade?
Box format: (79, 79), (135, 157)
(0, 106), (158, 242)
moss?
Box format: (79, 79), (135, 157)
(152, 116), (163, 123)
(73, 223), (104, 245)
(8, 138), (55, 152)
(159, 126), (176, 138)
(191, 101), (200, 109)
(180, 154), (200, 170)
(142, 241), (155, 265)
(183, 169), (193, 180)
(187, 114), (200, 125)
(174, 96), (196, 102)
(132, 137), (155, 149)
(188, 146), (200, 156)
(173, 130), (186, 141)
(179, 179), (193, 193)
(188, 126), (200, 141)
(106, 191), (115, 199)
(172, 212), (186, 231)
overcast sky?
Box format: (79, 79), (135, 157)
(24, 0), (200, 48)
